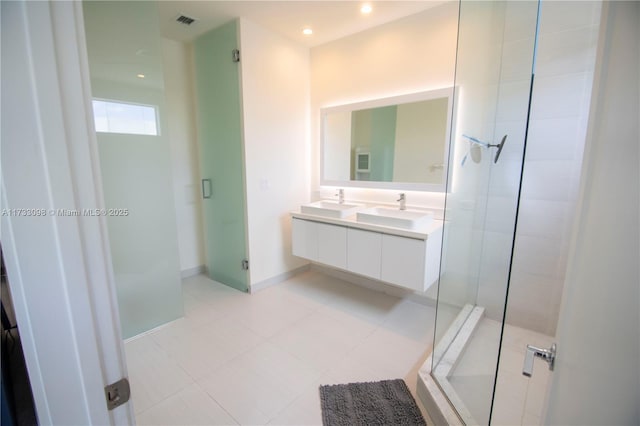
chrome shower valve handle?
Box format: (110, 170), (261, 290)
(523, 343), (556, 377)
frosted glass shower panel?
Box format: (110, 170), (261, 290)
(83, 1), (183, 339)
(431, 1), (540, 424)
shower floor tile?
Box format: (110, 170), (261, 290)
(450, 317), (555, 425)
(127, 270), (436, 425)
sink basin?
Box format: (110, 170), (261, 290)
(357, 207), (434, 230)
(300, 201), (364, 219)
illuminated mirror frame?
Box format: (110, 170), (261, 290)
(320, 87), (454, 192)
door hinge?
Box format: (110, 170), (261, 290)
(104, 378), (130, 410)
(232, 49), (240, 62)
(241, 259), (249, 270)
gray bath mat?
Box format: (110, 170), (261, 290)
(319, 379), (427, 426)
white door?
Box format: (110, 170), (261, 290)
(1, 1), (133, 424)
(543, 2), (640, 424)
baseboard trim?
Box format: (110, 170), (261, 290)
(249, 264), (311, 293)
(180, 265), (206, 279)
(124, 316), (183, 343)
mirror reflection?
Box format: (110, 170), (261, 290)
(321, 88), (452, 190)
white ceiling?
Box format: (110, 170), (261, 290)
(158, 1), (446, 47)
(84, 1), (168, 89)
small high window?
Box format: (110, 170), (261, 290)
(92, 99), (159, 136)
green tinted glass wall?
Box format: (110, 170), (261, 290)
(194, 20), (249, 292)
(351, 106), (397, 181)
(369, 105), (397, 181)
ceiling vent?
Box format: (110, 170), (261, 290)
(175, 14), (197, 26)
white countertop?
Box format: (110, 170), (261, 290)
(290, 210), (443, 240)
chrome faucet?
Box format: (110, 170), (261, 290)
(336, 188), (344, 204)
(397, 193), (406, 210)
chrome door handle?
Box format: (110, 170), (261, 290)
(523, 343), (556, 377)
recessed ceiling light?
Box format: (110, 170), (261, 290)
(137, 74), (145, 79)
(302, 28), (313, 36)
(361, 4), (373, 14)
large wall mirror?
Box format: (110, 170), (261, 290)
(321, 87), (453, 191)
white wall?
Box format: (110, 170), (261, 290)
(323, 111), (352, 181)
(239, 18), (311, 288)
(545, 1), (639, 422)
(310, 2), (458, 210)
(436, 0), (521, 327)
(161, 38), (205, 273)
(469, 1), (602, 335)
(504, 1), (602, 335)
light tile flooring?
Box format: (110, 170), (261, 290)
(450, 318), (554, 425)
(125, 271), (437, 425)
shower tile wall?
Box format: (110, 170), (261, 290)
(477, 1), (602, 336)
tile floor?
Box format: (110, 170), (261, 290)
(449, 318), (554, 425)
(493, 323), (554, 425)
(125, 271), (437, 425)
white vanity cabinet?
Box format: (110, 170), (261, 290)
(380, 235), (427, 291)
(292, 219), (348, 268)
(291, 215), (442, 292)
(318, 223), (347, 269)
(292, 218), (318, 260)
(347, 228), (382, 279)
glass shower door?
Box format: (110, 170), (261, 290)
(194, 21), (249, 292)
(431, 1), (540, 424)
